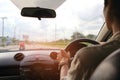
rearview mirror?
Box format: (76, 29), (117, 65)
(21, 7), (56, 20)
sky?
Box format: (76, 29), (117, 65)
(0, 0), (104, 42)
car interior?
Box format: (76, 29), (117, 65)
(90, 49), (120, 80)
(0, 0), (120, 80)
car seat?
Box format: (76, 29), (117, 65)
(90, 49), (120, 80)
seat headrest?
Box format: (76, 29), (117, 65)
(90, 49), (120, 80)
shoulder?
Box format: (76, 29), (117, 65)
(74, 40), (120, 63)
(76, 45), (101, 57)
(74, 45), (103, 62)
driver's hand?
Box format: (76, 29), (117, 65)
(57, 50), (70, 64)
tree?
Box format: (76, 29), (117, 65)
(12, 38), (16, 43)
(71, 32), (85, 40)
(86, 34), (96, 40)
(1, 37), (7, 46)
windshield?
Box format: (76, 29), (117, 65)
(0, 0), (104, 52)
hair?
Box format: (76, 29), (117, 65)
(104, 0), (109, 7)
(104, 0), (120, 23)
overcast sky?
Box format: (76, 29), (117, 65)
(0, 0), (104, 42)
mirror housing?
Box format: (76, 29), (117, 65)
(21, 7), (56, 20)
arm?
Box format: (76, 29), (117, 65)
(58, 48), (88, 80)
(60, 63), (69, 80)
(59, 49), (87, 80)
(57, 50), (70, 80)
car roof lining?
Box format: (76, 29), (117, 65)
(11, 0), (65, 10)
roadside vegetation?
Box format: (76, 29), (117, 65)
(39, 39), (71, 49)
(38, 31), (97, 48)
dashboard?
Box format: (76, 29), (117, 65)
(0, 50), (60, 80)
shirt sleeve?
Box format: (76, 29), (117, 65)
(63, 48), (87, 80)
(61, 76), (68, 80)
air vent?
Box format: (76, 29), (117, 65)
(14, 53), (24, 61)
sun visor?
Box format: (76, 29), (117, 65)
(11, 0), (65, 10)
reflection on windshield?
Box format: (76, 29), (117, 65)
(0, 0), (104, 52)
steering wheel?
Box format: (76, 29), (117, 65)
(50, 38), (99, 60)
(64, 39), (99, 57)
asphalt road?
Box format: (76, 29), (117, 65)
(0, 44), (60, 52)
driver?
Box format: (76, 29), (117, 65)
(57, 0), (120, 80)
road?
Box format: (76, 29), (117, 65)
(0, 44), (60, 52)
